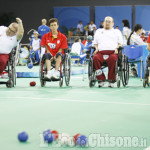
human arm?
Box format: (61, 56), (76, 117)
(16, 18), (24, 41)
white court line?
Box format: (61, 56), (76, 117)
(0, 88), (128, 94)
(1, 97), (150, 106)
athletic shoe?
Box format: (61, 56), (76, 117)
(98, 82), (105, 88)
(108, 82), (114, 88)
(51, 70), (59, 80)
(44, 72), (52, 79)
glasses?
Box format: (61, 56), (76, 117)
(8, 27), (16, 33)
(105, 21), (113, 23)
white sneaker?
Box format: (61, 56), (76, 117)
(51, 70), (59, 79)
(98, 82), (105, 88)
(108, 82), (114, 88)
(45, 71), (52, 79)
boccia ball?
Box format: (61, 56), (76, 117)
(73, 133), (81, 143)
(27, 63), (33, 69)
(76, 135), (88, 147)
(43, 130), (54, 143)
(18, 131), (28, 142)
(51, 130), (59, 140)
(30, 81), (36, 86)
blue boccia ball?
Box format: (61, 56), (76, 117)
(27, 63), (33, 69)
(18, 131), (28, 142)
(76, 135), (88, 147)
(43, 129), (51, 135)
(43, 130), (54, 143)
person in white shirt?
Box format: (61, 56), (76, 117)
(93, 16), (123, 88)
(89, 21), (97, 32)
(122, 19), (131, 46)
(29, 31), (41, 64)
(71, 37), (85, 64)
(0, 18), (24, 75)
(127, 24), (147, 77)
(77, 21), (83, 33)
(127, 24), (147, 45)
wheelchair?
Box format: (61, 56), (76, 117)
(0, 48), (17, 88)
(87, 47), (129, 88)
(143, 56), (150, 88)
(39, 49), (71, 87)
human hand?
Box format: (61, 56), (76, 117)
(16, 18), (22, 23)
(114, 49), (118, 54)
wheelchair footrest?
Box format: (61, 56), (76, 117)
(43, 77), (61, 82)
(0, 81), (8, 84)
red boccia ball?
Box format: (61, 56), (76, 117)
(30, 81), (36, 86)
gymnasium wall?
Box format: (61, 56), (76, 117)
(1, 0), (150, 42)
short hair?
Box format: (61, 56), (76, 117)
(75, 37), (80, 42)
(122, 19), (130, 28)
(104, 16), (114, 22)
(42, 19), (47, 23)
(48, 18), (59, 26)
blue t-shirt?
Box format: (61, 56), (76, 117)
(84, 41), (93, 51)
(38, 25), (50, 38)
(80, 43), (85, 54)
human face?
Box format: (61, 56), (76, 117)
(34, 33), (38, 38)
(137, 28), (143, 35)
(7, 24), (17, 36)
(49, 22), (59, 32)
(104, 17), (114, 30)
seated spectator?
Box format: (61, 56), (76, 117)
(116, 26), (119, 29)
(89, 21), (97, 32)
(99, 21), (104, 28)
(75, 28), (82, 36)
(140, 30), (147, 42)
(77, 21), (83, 34)
(83, 27), (90, 36)
(127, 24), (147, 45)
(70, 37), (86, 64)
(29, 31), (41, 64)
(127, 24), (147, 77)
(84, 23), (90, 30)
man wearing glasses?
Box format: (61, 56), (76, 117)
(93, 16), (123, 88)
(0, 18), (24, 75)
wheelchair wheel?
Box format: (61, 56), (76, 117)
(88, 57), (93, 79)
(89, 72), (96, 87)
(64, 54), (71, 86)
(143, 76), (149, 88)
(121, 55), (129, 87)
(115, 60), (120, 88)
(124, 56), (129, 85)
(39, 60), (46, 87)
(11, 57), (16, 87)
(59, 77), (63, 87)
(6, 80), (13, 88)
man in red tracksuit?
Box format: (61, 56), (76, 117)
(93, 16), (123, 88)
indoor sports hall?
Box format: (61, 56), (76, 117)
(0, 0), (150, 150)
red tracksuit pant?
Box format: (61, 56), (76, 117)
(0, 54), (10, 74)
(93, 50), (118, 82)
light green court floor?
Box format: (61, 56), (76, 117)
(0, 66), (150, 150)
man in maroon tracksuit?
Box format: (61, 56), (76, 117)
(93, 16), (123, 88)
